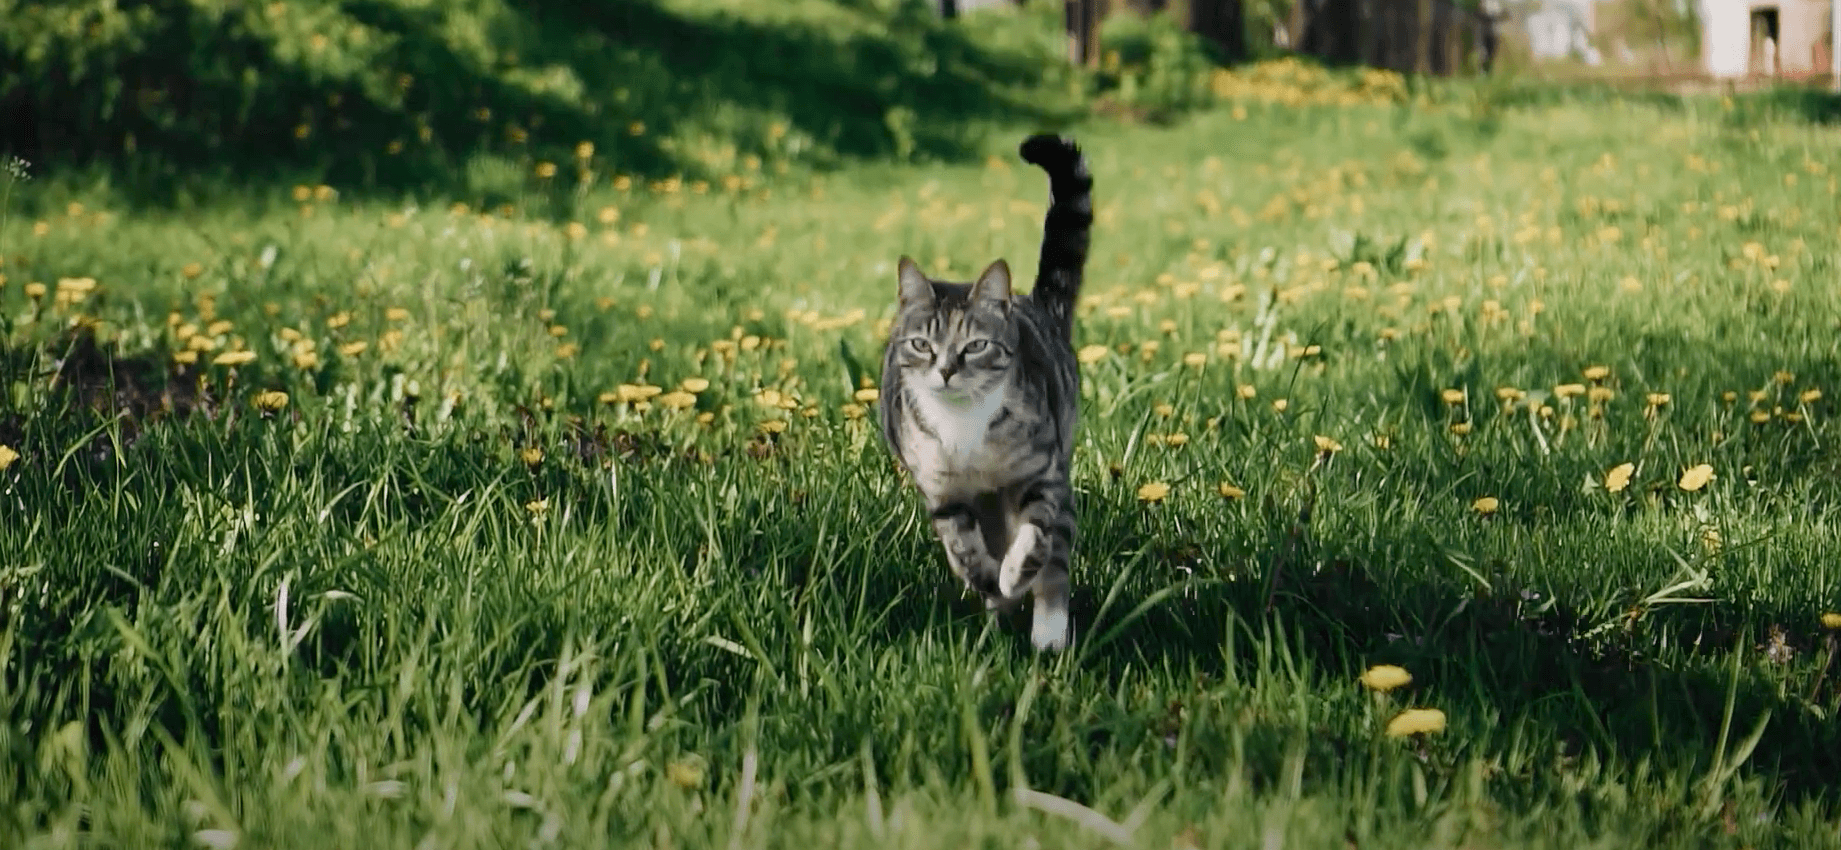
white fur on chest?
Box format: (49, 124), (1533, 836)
(906, 390), (1008, 490)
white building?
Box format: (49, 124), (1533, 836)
(1699, 0), (1837, 78)
(1525, 0), (1605, 64)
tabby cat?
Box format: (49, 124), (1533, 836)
(878, 134), (1093, 652)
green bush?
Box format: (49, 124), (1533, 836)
(1094, 9), (1222, 120)
(0, 0), (1078, 203)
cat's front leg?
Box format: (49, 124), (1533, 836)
(995, 477), (1074, 652)
(929, 501), (1000, 595)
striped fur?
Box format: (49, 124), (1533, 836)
(878, 134), (1093, 652)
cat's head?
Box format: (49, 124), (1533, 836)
(888, 256), (1018, 404)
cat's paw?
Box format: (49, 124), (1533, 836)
(1030, 604), (1071, 653)
(996, 524), (1041, 599)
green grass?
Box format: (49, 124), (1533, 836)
(5, 92), (1841, 849)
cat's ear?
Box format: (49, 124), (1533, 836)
(897, 256), (934, 307)
(970, 259), (1011, 305)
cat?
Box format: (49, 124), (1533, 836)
(878, 134), (1093, 652)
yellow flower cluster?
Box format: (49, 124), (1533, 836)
(1209, 59), (1407, 108)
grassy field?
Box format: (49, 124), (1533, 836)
(5, 67), (1841, 848)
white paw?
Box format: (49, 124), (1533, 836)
(996, 524), (1040, 599)
(1030, 604), (1070, 653)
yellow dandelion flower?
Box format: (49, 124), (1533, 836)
(181, 262), (205, 279)
(0, 444), (17, 470)
(534, 161), (558, 179)
(841, 403), (868, 420)
(757, 419), (788, 434)
(1154, 403), (1176, 418)
(252, 390), (289, 412)
(555, 343), (580, 359)
(1164, 433), (1189, 447)
(618, 384), (664, 403)
(597, 206), (620, 225)
(519, 446), (544, 466)
(1645, 393), (1670, 407)
(1137, 482), (1171, 503)
(1182, 352), (1207, 368)
(1272, 399), (1289, 412)
(525, 498), (549, 515)
(1799, 388), (1822, 403)
(1495, 387), (1525, 403)
(681, 377), (710, 393)
(1587, 386), (1614, 403)
(1440, 388), (1465, 405)
(854, 388), (881, 403)
(574, 141), (595, 160)
(1360, 665), (1412, 692)
(24, 281), (46, 299)
(327, 311), (352, 329)
(1775, 370), (1796, 385)
(1237, 384), (1257, 399)
(564, 222), (588, 240)
(1314, 435), (1342, 453)
(1385, 708), (1447, 737)
(1821, 612), (1841, 630)
(1472, 496), (1499, 515)
(338, 341), (368, 357)
(1076, 344), (1110, 364)
(173, 350), (199, 365)
(1217, 482), (1245, 499)
(1678, 464), (1715, 492)
(666, 758), (705, 790)
(1605, 463), (1635, 493)
(213, 350), (256, 367)
(659, 391), (697, 410)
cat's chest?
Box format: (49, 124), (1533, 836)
(905, 392), (1015, 485)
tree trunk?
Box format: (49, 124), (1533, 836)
(1066, 0), (1104, 65)
(1186, 0), (1246, 61)
(939, 0), (958, 18)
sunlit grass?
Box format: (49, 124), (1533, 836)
(3, 89), (1841, 849)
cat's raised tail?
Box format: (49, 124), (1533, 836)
(1018, 134), (1093, 341)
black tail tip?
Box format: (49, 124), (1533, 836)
(1019, 133), (1083, 170)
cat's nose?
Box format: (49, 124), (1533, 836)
(939, 365), (958, 385)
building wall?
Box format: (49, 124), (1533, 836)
(1702, 0), (1752, 76)
(1703, 0), (1835, 76)
(1778, 0), (1831, 73)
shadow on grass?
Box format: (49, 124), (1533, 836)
(0, 0), (1072, 210)
(1065, 487), (1841, 811)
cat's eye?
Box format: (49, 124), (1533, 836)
(963, 339), (991, 355)
(906, 338), (933, 355)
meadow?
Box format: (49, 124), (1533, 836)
(5, 53), (1841, 849)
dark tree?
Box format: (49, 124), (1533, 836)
(1185, 0), (1245, 61)
(1065, 0), (1103, 65)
